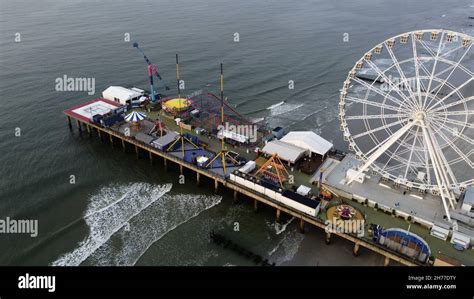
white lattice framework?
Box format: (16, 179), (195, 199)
(339, 29), (473, 221)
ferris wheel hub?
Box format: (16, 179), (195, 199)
(414, 111), (426, 121)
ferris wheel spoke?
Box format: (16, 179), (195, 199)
(421, 124), (455, 218)
(351, 77), (411, 110)
(363, 59), (418, 109)
(428, 79), (473, 112)
(431, 118), (474, 145)
(417, 39), (437, 58)
(439, 43), (468, 60)
(417, 57), (437, 79)
(432, 123), (474, 167)
(431, 114), (474, 129)
(427, 75), (462, 103)
(431, 96), (474, 113)
(434, 109), (474, 116)
(380, 125), (414, 173)
(351, 119), (406, 139)
(393, 145), (417, 158)
(363, 124), (409, 157)
(412, 35), (423, 106)
(421, 138), (432, 185)
(385, 42), (420, 106)
(427, 126), (460, 189)
(420, 31), (446, 110)
(344, 113), (409, 120)
(394, 146), (426, 172)
(416, 41), (472, 79)
(415, 60), (468, 99)
(386, 140), (426, 166)
(345, 95), (401, 111)
(426, 125), (458, 207)
(384, 163), (410, 173)
(438, 56), (474, 77)
(404, 126), (421, 179)
(425, 43), (473, 110)
(347, 121), (418, 184)
(423, 61), (454, 81)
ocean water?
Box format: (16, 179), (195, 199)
(0, 0), (472, 265)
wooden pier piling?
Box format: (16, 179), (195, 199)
(76, 120), (82, 132)
(196, 172), (200, 186)
(253, 199), (258, 212)
(353, 242), (360, 256)
(134, 145), (139, 159)
(299, 218), (305, 233)
(276, 209), (281, 223)
(214, 179), (219, 193)
(233, 190), (238, 202)
(325, 232), (331, 245)
(149, 152), (153, 164)
(67, 116), (72, 130)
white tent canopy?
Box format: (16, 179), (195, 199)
(262, 140), (306, 164)
(281, 131), (333, 156)
(102, 86), (143, 105)
(125, 111), (146, 122)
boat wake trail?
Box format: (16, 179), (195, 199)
(86, 193), (222, 266)
(52, 182), (173, 266)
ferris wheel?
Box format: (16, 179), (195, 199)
(339, 29), (473, 221)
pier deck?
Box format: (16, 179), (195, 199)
(64, 106), (427, 266)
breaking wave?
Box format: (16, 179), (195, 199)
(265, 217), (304, 265)
(269, 229), (305, 265)
(274, 217), (295, 235)
(270, 103), (304, 116)
(86, 193), (222, 266)
(52, 182), (173, 266)
(266, 101), (285, 110)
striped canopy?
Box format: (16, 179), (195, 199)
(125, 111), (146, 122)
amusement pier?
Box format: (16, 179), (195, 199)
(64, 30), (474, 266)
